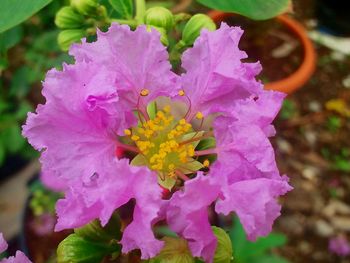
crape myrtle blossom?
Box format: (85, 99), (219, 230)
(23, 22), (292, 262)
(0, 233), (31, 263)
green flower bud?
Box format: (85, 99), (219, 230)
(182, 14), (216, 46)
(55, 6), (84, 29)
(212, 226), (233, 263)
(58, 29), (86, 51)
(147, 25), (169, 46)
(145, 7), (174, 32)
(70, 0), (98, 15)
(150, 237), (194, 263)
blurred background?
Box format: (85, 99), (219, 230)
(0, 0), (350, 262)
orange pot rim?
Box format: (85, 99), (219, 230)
(208, 10), (317, 94)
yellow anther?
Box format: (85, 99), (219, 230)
(203, 159), (210, 167)
(140, 88), (149, 96)
(168, 164), (175, 170)
(124, 129), (131, 136)
(163, 105), (171, 113)
(196, 112), (204, 120)
(179, 119), (186, 125)
(178, 90), (185, 96)
(131, 135), (140, 141)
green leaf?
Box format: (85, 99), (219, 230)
(74, 214), (122, 242)
(109, 0), (134, 19)
(197, 0), (291, 20)
(57, 234), (120, 263)
(0, 0), (53, 33)
(2, 125), (25, 153)
(0, 25), (23, 51)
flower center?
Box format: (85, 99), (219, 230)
(122, 104), (211, 190)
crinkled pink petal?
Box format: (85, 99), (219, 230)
(70, 23), (178, 109)
(180, 23), (263, 118)
(0, 233), (32, 263)
(329, 236), (350, 256)
(215, 177), (292, 241)
(223, 91), (286, 136)
(0, 233), (8, 254)
(22, 61), (126, 190)
(166, 174), (221, 262)
(55, 158), (163, 259)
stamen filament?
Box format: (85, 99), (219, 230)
(195, 148), (217, 156)
(175, 170), (189, 181)
(179, 132), (214, 146)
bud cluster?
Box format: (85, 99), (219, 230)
(55, 0), (107, 51)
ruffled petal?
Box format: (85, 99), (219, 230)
(180, 23), (262, 117)
(0, 233), (32, 263)
(166, 174), (221, 262)
(70, 23), (178, 108)
(22, 61), (126, 190)
(55, 158), (163, 259)
(215, 178), (292, 241)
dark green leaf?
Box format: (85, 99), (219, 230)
(109, 0), (134, 19)
(0, 143), (5, 166)
(57, 234), (120, 263)
(251, 255), (289, 263)
(197, 0), (291, 20)
(0, 0), (53, 33)
(0, 25), (23, 51)
(10, 66), (32, 99)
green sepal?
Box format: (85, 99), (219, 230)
(74, 213), (122, 242)
(180, 131), (204, 148)
(147, 101), (158, 120)
(57, 29), (85, 51)
(57, 233), (120, 263)
(212, 226), (233, 263)
(179, 158), (204, 174)
(196, 137), (216, 151)
(149, 237), (195, 263)
(182, 14), (216, 46)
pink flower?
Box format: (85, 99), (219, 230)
(329, 236), (350, 257)
(0, 233), (31, 263)
(23, 23), (291, 261)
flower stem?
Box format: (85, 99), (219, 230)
(135, 0), (146, 24)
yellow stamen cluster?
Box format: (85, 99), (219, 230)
(127, 106), (196, 174)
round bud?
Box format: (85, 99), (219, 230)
(145, 7), (174, 32)
(58, 29), (85, 51)
(147, 25), (169, 46)
(70, 0), (98, 15)
(212, 226), (233, 263)
(55, 6), (84, 29)
(182, 14), (216, 46)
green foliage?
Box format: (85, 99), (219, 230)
(0, 0), (53, 33)
(279, 99), (296, 120)
(229, 217), (288, 263)
(58, 215), (122, 263)
(196, 0), (291, 20)
(109, 0), (134, 19)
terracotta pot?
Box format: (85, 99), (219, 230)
(208, 10), (317, 94)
